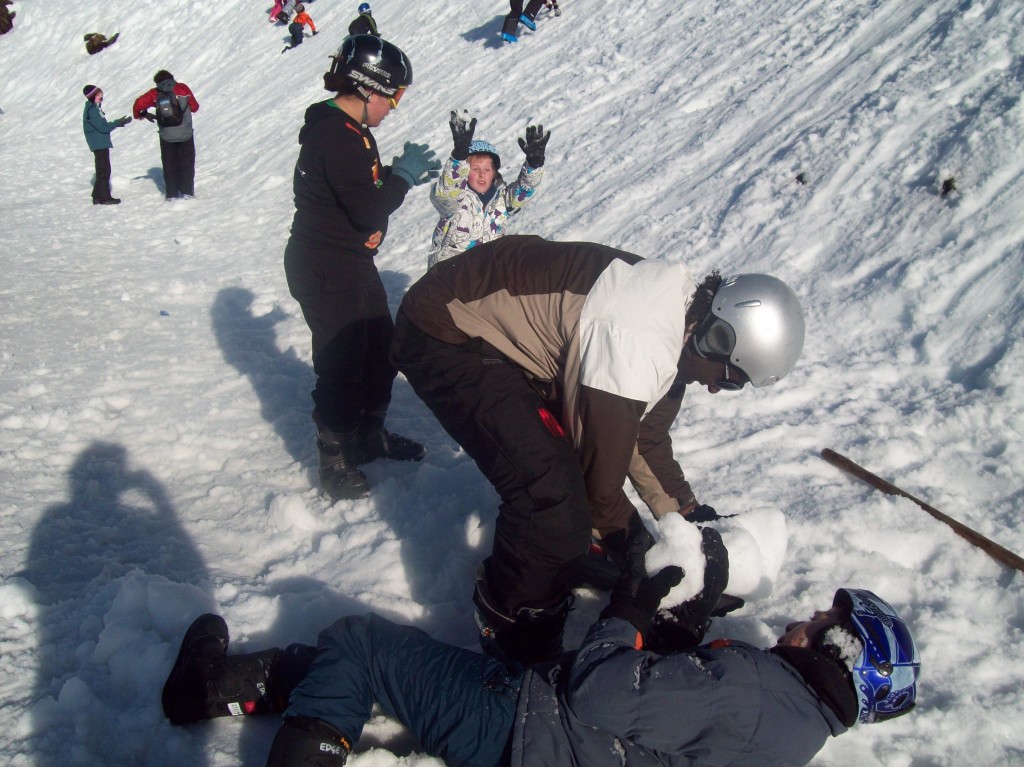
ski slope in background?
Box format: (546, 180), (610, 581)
(1, 0), (1023, 764)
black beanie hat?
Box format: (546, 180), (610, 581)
(153, 70), (174, 85)
(83, 85), (101, 101)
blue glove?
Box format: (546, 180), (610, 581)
(390, 142), (441, 187)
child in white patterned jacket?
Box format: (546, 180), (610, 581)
(427, 111), (550, 269)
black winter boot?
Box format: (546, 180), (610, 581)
(473, 565), (573, 666)
(266, 717), (351, 767)
(162, 613), (286, 725)
(648, 527), (730, 653)
(354, 416), (425, 465)
(317, 431), (370, 500)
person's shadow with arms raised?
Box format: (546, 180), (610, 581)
(21, 442), (214, 767)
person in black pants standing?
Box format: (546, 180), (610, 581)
(284, 35), (440, 501)
(132, 70), (200, 200)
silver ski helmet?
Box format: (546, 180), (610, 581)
(468, 139), (501, 170)
(833, 588), (920, 724)
(328, 35), (412, 101)
(691, 274), (804, 387)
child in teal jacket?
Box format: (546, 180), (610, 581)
(82, 85), (131, 204)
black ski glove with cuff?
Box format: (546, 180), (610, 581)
(601, 565), (683, 643)
(449, 110), (476, 161)
(685, 504), (724, 523)
(518, 124), (550, 168)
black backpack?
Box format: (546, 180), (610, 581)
(155, 87), (184, 127)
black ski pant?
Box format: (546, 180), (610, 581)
(503, 0), (545, 35)
(91, 148), (112, 202)
(286, 240), (396, 434)
(159, 136), (196, 198)
(391, 310), (591, 615)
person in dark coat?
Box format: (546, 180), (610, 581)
(132, 70), (200, 200)
(0, 0), (15, 35)
(82, 85), (131, 205)
(347, 3), (379, 36)
(284, 35), (439, 501)
(84, 32), (119, 54)
(160, 571), (920, 767)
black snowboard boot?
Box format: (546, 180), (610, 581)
(317, 430), (370, 500)
(354, 416), (425, 465)
(473, 564), (573, 666)
(162, 613), (285, 725)
(266, 717), (351, 767)
(648, 527), (730, 653)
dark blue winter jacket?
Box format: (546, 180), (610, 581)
(509, 617), (847, 767)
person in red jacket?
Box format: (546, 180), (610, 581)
(283, 4), (317, 52)
(132, 70), (200, 200)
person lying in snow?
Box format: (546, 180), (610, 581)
(161, 569), (920, 767)
(427, 110), (548, 269)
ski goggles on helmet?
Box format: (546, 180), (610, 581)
(834, 588), (921, 724)
(691, 314), (748, 390)
(693, 314), (737, 361)
(386, 87), (407, 109)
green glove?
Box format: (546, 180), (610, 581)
(390, 142), (441, 187)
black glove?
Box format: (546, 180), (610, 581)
(600, 512), (655, 577)
(140, 111), (156, 122)
(448, 110), (476, 161)
(390, 142), (442, 187)
(312, 29), (318, 35)
(115, 116), (132, 127)
(647, 527), (730, 653)
(684, 503), (723, 523)
(601, 565), (683, 642)
(518, 124), (550, 168)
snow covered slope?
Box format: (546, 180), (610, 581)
(1, 0), (1022, 764)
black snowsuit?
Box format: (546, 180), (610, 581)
(284, 101), (411, 433)
(347, 13), (379, 37)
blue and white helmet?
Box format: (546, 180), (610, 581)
(467, 140), (501, 170)
(358, 3), (371, 14)
(835, 588), (921, 724)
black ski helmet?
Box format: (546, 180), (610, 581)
(326, 35), (412, 98)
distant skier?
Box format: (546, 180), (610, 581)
(84, 32), (119, 55)
(501, 0), (546, 43)
(347, 2), (379, 37)
(282, 3), (317, 52)
(428, 110), (549, 268)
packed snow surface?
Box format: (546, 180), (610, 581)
(2, 0), (1023, 764)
